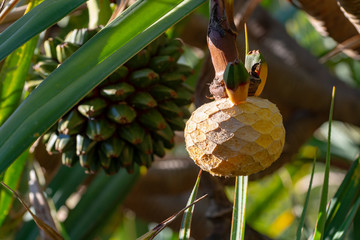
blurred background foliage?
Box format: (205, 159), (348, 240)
(0, 0), (359, 239)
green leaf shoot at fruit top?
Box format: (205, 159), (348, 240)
(224, 61), (250, 91)
(223, 61), (250, 104)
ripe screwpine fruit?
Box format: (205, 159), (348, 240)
(184, 53), (285, 177)
(32, 28), (194, 174)
(184, 97), (285, 176)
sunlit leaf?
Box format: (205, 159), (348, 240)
(313, 86), (335, 240)
(296, 154), (317, 240)
(230, 176), (248, 240)
(179, 170), (202, 240)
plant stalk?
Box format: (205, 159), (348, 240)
(207, 0), (239, 100)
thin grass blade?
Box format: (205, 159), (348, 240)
(296, 153), (317, 240)
(137, 194), (208, 240)
(0, 0), (207, 175)
(313, 86), (335, 240)
(179, 170), (202, 240)
(230, 176), (248, 240)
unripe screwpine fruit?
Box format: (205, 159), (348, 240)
(32, 28), (194, 174)
(184, 97), (285, 177)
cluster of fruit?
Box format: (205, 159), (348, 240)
(31, 29), (194, 174)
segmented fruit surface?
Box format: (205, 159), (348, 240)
(184, 97), (285, 177)
(32, 29), (194, 174)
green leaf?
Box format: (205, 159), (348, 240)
(313, 86), (335, 240)
(179, 170), (202, 240)
(0, 0), (207, 175)
(223, 61), (249, 91)
(0, 35), (38, 125)
(326, 156), (360, 222)
(353, 205), (360, 239)
(0, 0), (42, 125)
(65, 168), (140, 239)
(0, 151), (28, 227)
(0, 0), (42, 230)
(324, 156), (360, 239)
(49, 164), (87, 208)
(296, 155), (317, 240)
(0, 0), (87, 61)
(230, 176), (248, 240)
(332, 196), (360, 240)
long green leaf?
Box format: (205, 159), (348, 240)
(313, 86), (335, 240)
(332, 196), (360, 240)
(296, 154), (317, 240)
(0, 0), (42, 229)
(353, 205), (360, 239)
(0, 0), (207, 175)
(0, 36), (38, 125)
(0, 0), (42, 125)
(179, 170), (202, 240)
(0, 0), (87, 61)
(230, 176), (248, 240)
(49, 164), (87, 208)
(65, 168), (140, 239)
(324, 156), (360, 239)
(325, 156), (360, 226)
(0, 151), (28, 227)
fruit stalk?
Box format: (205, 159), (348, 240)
(207, 0), (239, 100)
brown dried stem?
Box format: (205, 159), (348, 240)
(0, 0), (20, 24)
(207, 0), (239, 100)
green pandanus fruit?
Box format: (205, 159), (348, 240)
(31, 29), (194, 174)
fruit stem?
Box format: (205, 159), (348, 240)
(207, 0), (240, 100)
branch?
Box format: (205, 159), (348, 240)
(337, 0), (360, 33)
(298, 0), (360, 59)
